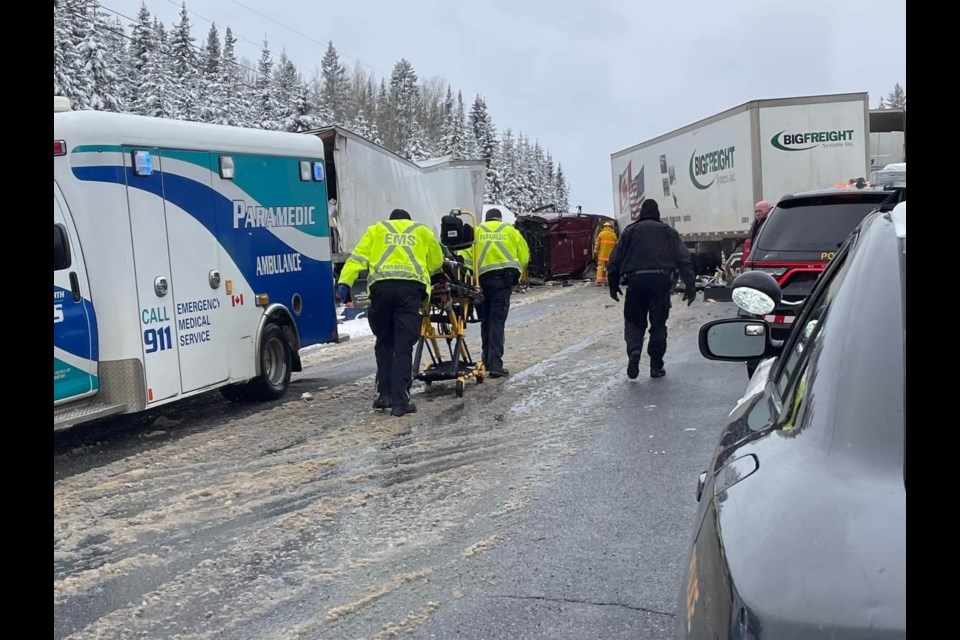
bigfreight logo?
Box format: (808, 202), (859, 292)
(688, 146), (735, 190)
(771, 129), (855, 151)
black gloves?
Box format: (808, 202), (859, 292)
(683, 282), (697, 306)
(608, 272), (622, 301)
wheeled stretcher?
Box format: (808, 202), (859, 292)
(412, 209), (485, 397)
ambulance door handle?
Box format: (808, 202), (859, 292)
(154, 276), (169, 297)
(209, 269), (221, 289)
(69, 272), (82, 303)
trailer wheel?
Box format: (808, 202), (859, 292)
(249, 323), (292, 401)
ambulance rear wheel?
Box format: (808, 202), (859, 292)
(250, 323), (292, 401)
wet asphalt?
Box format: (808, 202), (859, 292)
(54, 289), (746, 639)
(408, 303), (744, 639)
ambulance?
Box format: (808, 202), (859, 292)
(54, 97), (338, 430)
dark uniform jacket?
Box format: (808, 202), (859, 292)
(607, 208), (695, 289)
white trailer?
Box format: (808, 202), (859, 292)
(309, 127), (486, 272)
(610, 92), (871, 272)
(54, 100), (338, 430)
(868, 107), (906, 169)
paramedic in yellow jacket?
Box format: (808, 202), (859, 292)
(337, 209), (443, 417)
(461, 208), (530, 378)
(595, 221), (618, 285)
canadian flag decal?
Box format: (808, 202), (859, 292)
(231, 294), (244, 307)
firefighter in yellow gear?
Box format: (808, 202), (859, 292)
(595, 221), (618, 285)
(459, 209), (530, 378)
(337, 209), (444, 417)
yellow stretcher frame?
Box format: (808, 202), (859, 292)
(412, 209), (485, 397)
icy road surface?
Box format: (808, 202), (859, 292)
(54, 283), (744, 639)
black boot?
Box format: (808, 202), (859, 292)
(391, 402), (417, 417)
(372, 396), (391, 410)
(650, 366), (666, 378)
(627, 351), (641, 379)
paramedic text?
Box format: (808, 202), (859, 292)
(233, 201), (317, 229)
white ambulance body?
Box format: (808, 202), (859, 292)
(54, 99), (338, 430)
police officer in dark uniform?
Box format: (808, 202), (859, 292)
(606, 199), (696, 379)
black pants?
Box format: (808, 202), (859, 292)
(623, 274), (673, 368)
(367, 281), (424, 405)
(478, 270), (514, 371)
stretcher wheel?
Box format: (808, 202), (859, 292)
(476, 374), (483, 384)
(455, 380), (464, 398)
(425, 380), (432, 386)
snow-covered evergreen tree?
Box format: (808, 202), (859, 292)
(127, 2), (152, 76)
(407, 122), (433, 162)
(386, 58), (422, 158)
(345, 66), (380, 142)
(275, 51), (311, 132)
(469, 95), (500, 202)
(202, 24), (221, 76)
(530, 141), (547, 208)
(320, 41), (351, 125)
(135, 18), (172, 118)
(216, 27), (246, 126)
(357, 75), (383, 144)
(886, 82), (906, 108)
(498, 129), (520, 210)
(514, 134), (537, 210)
(375, 79), (390, 143)
(108, 17), (131, 109)
(417, 77), (446, 156)
(438, 89), (474, 159)
(458, 91), (477, 158)
(543, 152), (557, 209)
(555, 164), (570, 213)
(50, 7), (572, 199)
(78, 0), (123, 112)
(169, 2), (200, 120)
(54, 0), (84, 101)
(253, 40), (279, 129)
(439, 86), (460, 158)
(197, 24), (222, 122)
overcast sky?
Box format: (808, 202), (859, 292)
(112, 0), (906, 213)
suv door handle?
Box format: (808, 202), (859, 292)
(696, 471), (707, 501)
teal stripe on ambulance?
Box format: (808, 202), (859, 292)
(72, 144), (124, 154)
(54, 356), (100, 402)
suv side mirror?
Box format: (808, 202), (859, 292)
(699, 318), (773, 361)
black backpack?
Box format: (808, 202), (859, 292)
(441, 214), (474, 251)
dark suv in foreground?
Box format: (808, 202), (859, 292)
(677, 201), (906, 639)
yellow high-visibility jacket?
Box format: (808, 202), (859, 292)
(338, 219), (444, 293)
(460, 220), (530, 277)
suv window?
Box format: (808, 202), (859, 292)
(756, 193), (889, 253)
(775, 243), (851, 398)
(772, 213), (904, 461)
